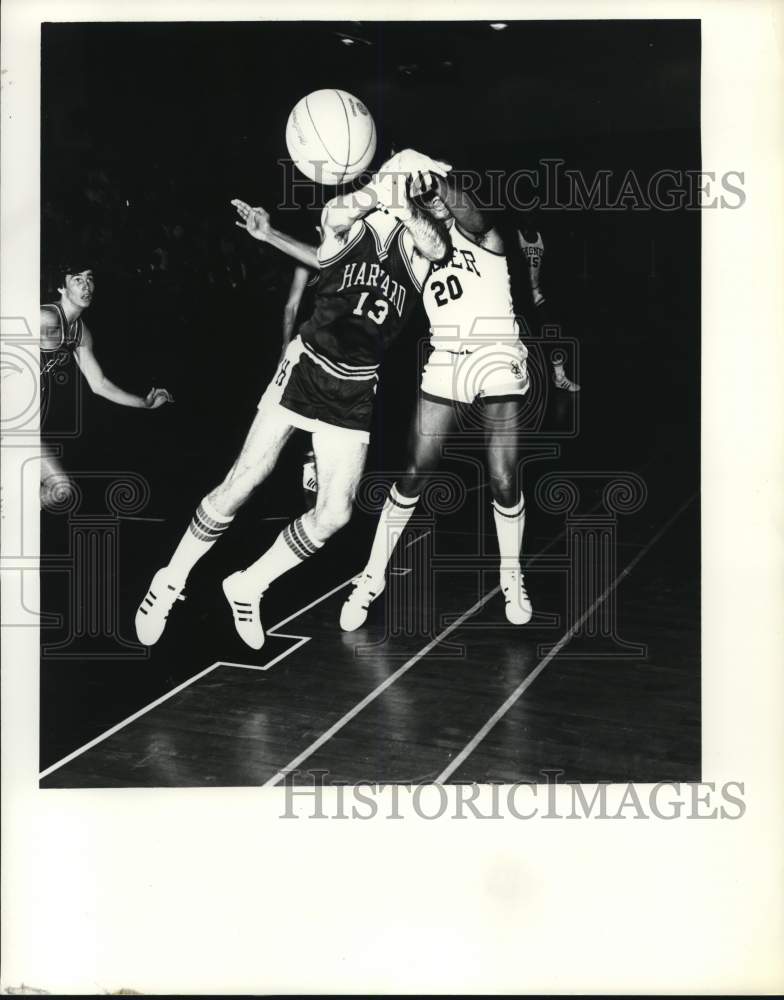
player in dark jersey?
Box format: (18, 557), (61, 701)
(135, 149), (451, 649)
(282, 261), (320, 510)
(518, 227), (580, 391)
(39, 266), (173, 508)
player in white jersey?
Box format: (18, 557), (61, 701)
(341, 173), (534, 629)
(518, 226), (580, 392)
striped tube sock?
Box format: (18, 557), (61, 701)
(242, 515), (324, 593)
(492, 493), (526, 575)
(168, 496), (234, 583)
(364, 483), (421, 580)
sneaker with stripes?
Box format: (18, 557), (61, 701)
(501, 568), (533, 625)
(553, 369), (581, 392)
(339, 572), (386, 631)
(135, 567), (186, 646)
(222, 571), (266, 650)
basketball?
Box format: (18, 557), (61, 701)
(285, 89), (377, 185)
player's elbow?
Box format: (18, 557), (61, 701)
(87, 371), (109, 397)
(322, 197), (353, 235)
(423, 237), (450, 265)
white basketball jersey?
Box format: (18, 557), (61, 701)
(422, 223), (522, 352)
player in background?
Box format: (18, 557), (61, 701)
(135, 149), (451, 649)
(340, 173), (535, 630)
(518, 226), (580, 392)
(39, 265), (173, 508)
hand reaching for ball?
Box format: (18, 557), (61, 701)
(231, 199), (271, 242)
(382, 149), (452, 180)
(367, 149), (451, 218)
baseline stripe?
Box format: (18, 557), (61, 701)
(38, 663), (223, 780)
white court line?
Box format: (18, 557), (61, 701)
(38, 575), (359, 779)
(404, 529), (431, 550)
(219, 635), (310, 672)
(263, 585), (501, 787)
(38, 661), (222, 780)
(268, 575), (356, 631)
(435, 494), (697, 783)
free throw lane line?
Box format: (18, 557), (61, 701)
(39, 574), (360, 779)
(435, 493), (697, 783)
(263, 585), (501, 787)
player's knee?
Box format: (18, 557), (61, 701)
(397, 470), (425, 498)
(312, 501), (352, 538)
(208, 481), (246, 518)
(488, 471), (518, 508)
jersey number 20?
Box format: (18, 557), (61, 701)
(431, 275), (463, 307)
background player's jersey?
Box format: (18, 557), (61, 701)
(298, 210), (429, 373)
(40, 303), (82, 378)
(518, 229), (545, 306)
(422, 223), (522, 352)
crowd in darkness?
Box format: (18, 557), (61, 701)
(41, 159), (304, 308)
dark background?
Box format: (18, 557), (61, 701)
(41, 20), (700, 497)
(40, 20), (701, 775)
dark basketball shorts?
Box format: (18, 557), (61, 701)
(258, 336), (378, 443)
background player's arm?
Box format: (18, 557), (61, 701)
(232, 200), (320, 269)
(75, 325), (173, 409)
(282, 265), (310, 347)
(40, 307), (63, 351)
(518, 228), (546, 307)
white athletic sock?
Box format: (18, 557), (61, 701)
(553, 362), (566, 380)
(492, 493), (526, 575)
(364, 483), (420, 580)
(242, 514), (324, 593)
(168, 495), (234, 583)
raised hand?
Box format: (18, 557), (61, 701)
(382, 148), (452, 179)
(231, 198), (272, 242)
(145, 387), (174, 409)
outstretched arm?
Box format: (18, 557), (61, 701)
(75, 326), (173, 409)
(232, 200), (320, 269)
(282, 265), (310, 347)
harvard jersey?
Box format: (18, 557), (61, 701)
(298, 210), (429, 372)
(422, 223), (522, 352)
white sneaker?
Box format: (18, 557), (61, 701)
(501, 569), (533, 625)
(339, 572), (386, 631)
(135, 567), (186, 645)
(222, 571), (265, 650)
(553, 370), (581, 392)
